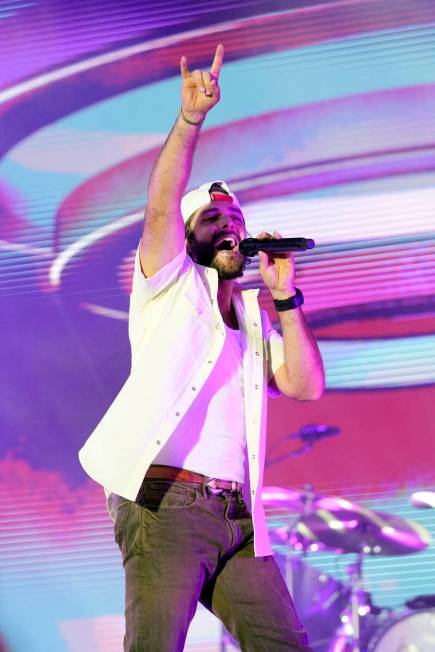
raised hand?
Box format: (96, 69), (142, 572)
(180, 44), (224, 123)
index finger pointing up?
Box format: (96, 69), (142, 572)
(210, 44), (224, 79)
(180, 55), (190, 79)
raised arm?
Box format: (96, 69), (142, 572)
(140, 44), (224, 277)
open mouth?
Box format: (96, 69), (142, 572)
(215, 234), (239, 251)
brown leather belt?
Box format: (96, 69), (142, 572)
(145, 464), (242, 494)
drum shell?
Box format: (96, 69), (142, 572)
(367, 608), (435, 652)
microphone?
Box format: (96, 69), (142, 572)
(266, 423), (340, 465)
(239, 237), (315, 256)
(291, 424), (341, 444)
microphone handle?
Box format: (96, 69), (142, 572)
(239, 237), (315, 256)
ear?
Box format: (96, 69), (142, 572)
(185, 228), (195, 254)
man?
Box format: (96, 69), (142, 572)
(79, 44), (324, 651)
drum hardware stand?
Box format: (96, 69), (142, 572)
(334, 552), (371, 652)
(286, 484), (317, 556)
(348, 553), (365, 652)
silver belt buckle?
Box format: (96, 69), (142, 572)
(206, 478), (223, 495)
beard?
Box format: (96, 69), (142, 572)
(187, 233), (246, 280)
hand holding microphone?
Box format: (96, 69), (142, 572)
(252, 230), (314, 302)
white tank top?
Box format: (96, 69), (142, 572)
(153, 324), (246, 482)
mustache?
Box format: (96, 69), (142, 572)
(187, 231), (241, 250)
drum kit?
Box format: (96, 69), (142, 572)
(259, 485), (435, 652)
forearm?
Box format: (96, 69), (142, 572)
(139, 46), (223, 277)
(257, 229), (324, 400)
(146, 45), (223, 218)
(275, 300), (325, 400)
(146, 112), (203, 219)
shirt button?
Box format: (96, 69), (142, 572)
(253, 322), (258, 327)
(207, 360), (213, 364)
(156, 440), (161, 445)
(175, 412), (180, 417)
(254, 384), (259, 389)
(192, 387), (196, 391)
(251, 489), (255, 495)
(252, 454), (256, 460)
(255, 351), (260, 356)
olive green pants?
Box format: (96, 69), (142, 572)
(108, 479), (313, 652)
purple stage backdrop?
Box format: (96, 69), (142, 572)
(0, 1), (434, 650)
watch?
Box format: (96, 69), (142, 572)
(273, 288), (304, 311)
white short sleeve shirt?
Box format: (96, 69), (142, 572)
(79, 244), (285, 556)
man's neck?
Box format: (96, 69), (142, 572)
(217, 279), (238, 327)
(217, 278), (235, 311)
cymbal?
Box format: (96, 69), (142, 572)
(410, 490), (435, 509)
(262, 487), (432, 555)
(261, 486), (324, 513)
(292, 507), (431, 555)
(262, 487), (366, 515)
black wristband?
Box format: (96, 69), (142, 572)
(273, 288), (304, 311)
(180, 108), (205, 126)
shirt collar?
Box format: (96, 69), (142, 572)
(199, 261), (261, 325)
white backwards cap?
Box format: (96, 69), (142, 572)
(181, 180), (241, 224)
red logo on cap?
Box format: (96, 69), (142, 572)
(210, 191), (233, 203)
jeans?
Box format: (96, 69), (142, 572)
(107, 479), (313, 652)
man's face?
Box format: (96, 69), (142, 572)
(186, 201), (247, 280)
